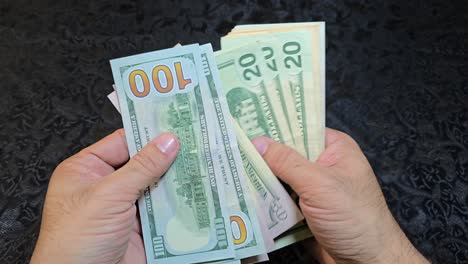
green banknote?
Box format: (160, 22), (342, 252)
(107, 43), (305, 259)
(271, 224), (313, 252)
(214, 44), (296, 149)
(199, 44), (266, 259)
(110, 44), (235, 264)
(229, 22), (326, 161)
(231, 120), (303, 240)
(107, 86), (302, 253)
(225, 22), (326, 250)
(220, 38), (306, 156)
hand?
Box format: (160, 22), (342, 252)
(252, 128), (429, 264)
(31, 129), (179, 264)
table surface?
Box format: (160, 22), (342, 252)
(0, 0), (467, 263)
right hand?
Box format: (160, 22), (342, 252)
(252, 128), (429, 264)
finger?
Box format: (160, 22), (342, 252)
(252, 137), (323, 194)
(324, 127), (358, 148)
(316, 128), (362, 167)
(134, 214), (142, 235)
(133, 205), (142, 235)
(325, 128), (342, 146)
(80, 128), (129, 168)
(307, 239), (336, 264)
(97, 132), (179, 201)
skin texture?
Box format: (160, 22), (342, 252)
(32, 128), (429, 264)
(31, 129), (179, 264)
(252, 128), (429, 264)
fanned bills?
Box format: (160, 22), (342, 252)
(221, 22), (326, 250)
(223, 22), (326, 161)
(107, 21), (325, 264)
(201, 44), (303, 245)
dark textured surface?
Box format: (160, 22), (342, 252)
(0, 0), (467, 263)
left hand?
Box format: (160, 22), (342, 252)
(31, 129), (179, 264)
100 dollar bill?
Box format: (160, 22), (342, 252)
(199, 44), (266, 259)
(110, 44), (234, 263)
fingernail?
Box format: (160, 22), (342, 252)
(154, 132), (178, 154)
(252, 137), (273, 155)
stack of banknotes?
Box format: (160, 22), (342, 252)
(107, 22), (325, 264)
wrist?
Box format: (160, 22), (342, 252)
(31, 244), (59, 264)
(373, 213), (429, 264)
(31, 234), (71, 264)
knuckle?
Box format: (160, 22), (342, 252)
(131, 148), (163, 177)
(268, 145), (300, 176)
(115, 129), (127, 144)
(54, 160), (70, 173)
(53, 157), (78, 177)
(336, 131), (361, 152)
(115, 128), (125, 137)
(337, 131), (354, 143)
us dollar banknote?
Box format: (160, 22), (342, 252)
(107, 86), (302, 248)
(107, 44), (303, 254)
(223, 22), (326, 249)
(220, 38), (306, 157)
(202, 43), (303, 248)
(225, 22), (326, 161)
(110, 44), (235, 263)
(107, 21), (325, 261)
(108, 86), (303, 236)
(199, 44), (266, 259)
(215, 43), (297, 150)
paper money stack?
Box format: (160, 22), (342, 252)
(108, 22), (325, 264)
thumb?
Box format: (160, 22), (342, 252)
(252, 137), (323, 194)
(97, 132), (179, 201)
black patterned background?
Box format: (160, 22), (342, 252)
(0, 0), (467, 263)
